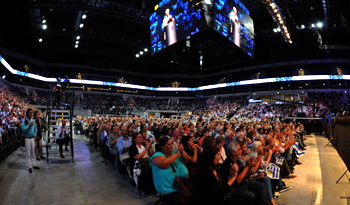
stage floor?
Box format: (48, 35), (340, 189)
(0, 134), (349, 205)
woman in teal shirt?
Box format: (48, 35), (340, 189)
(150, 137), (189, 205)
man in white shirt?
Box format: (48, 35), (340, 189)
(56, 119), (70, 158)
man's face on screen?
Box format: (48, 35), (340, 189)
(165, 9), (170, 16)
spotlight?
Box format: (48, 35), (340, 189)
(273, 28), (277, 32)
(42, 25), (47, 30)
(144, 48), (148, 52)
(82, 14), (87, 19)
(277, 27), (281, 32)
(42, 19), (46, 23)
(140, 51), (143, 55)
(79, 23), (84, 28)
(2, 75), (6, 79)
(274, 9), (277, 13)
(279, 20), (283, 24)
(317, 22), (323, 28)
(136, 54), (139, 57)
(39, 38), (43, 42)
(75, 45), (78, 48)
(76, 36), (80, 40)
(301, 24), (305, 29)
(76, 41), (79, 44)
(311, 24), (315, 28)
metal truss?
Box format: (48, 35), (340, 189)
(33, 30), (147, 48)
(30, 0), (149, 26)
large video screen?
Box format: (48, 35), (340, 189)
(150, 0), (211, 54)
(214, 0), (254, 58)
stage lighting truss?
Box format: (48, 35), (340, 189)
(262, 0), (292, 44)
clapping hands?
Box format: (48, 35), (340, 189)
(246, 156), (258, 167)
(229, 163), (239, 178)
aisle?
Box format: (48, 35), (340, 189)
(276, 135), (350, 205)
(0, 134), (158, 205)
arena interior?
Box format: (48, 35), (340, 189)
(0, 0), (350, 205)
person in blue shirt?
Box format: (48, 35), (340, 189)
(150, 137), (189, 204)
(21, 108), (40, 173)
(117, 126), (133, 178)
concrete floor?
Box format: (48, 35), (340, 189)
(0, 134), (349, 205)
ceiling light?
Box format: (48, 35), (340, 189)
(274, 9), (278, 13)
(144, 48), (148, 52)
(79, 24), (84, 28)
(42, 20), (46, 23)
(279, 20), (283, 24)
(140, 51), (143, 55)
(76, 41), (79, 44)
(39, 38), (42, 42)
(75, 45), (78, 48)
(42, 25), (47, 30)
(82, 14), (87, 19)
(273, 28), (277, 32)
(311, 24), (315, 28)
(76, 36), (80, 40)
(136, 54), (139, 57)
(317, 22), (323, 28)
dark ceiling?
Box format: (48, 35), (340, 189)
(0, 0), (349, 74)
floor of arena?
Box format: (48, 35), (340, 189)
(0, 134), (349, 205)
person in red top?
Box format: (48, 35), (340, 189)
(182, 124), (190, 135)
(198, 128), (210, 147)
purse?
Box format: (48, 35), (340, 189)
(136, 157), (151, 172)
(171, 164), (194, 203)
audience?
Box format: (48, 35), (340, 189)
(6, 78), (346, 204)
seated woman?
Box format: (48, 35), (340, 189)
(215, 136), (226, 164)
(150, 137), (189, 205)
(196, 145), (238, 205)
(180, 135), (202, 176)
(129, 132), (153, 195)
(248, 141), (276, 205)
(201, 135), (215, 150)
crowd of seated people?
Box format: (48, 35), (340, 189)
(133, 97), (170, 111)
(307, 91), (349, 117)
(81, 93), (127, 114)
(0, 83), (40, 151)
(193, 96), (247, 119)
(33, 89), (49, 105)
(71, 99), (318, 205)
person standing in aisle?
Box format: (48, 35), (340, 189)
(34, 111), (49, 161)
(21, 108), (40, 173)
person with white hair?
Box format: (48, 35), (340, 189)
(223, 129), (235, 150)
(215, 126), (224, 139)
(222, 142), (269, 205)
